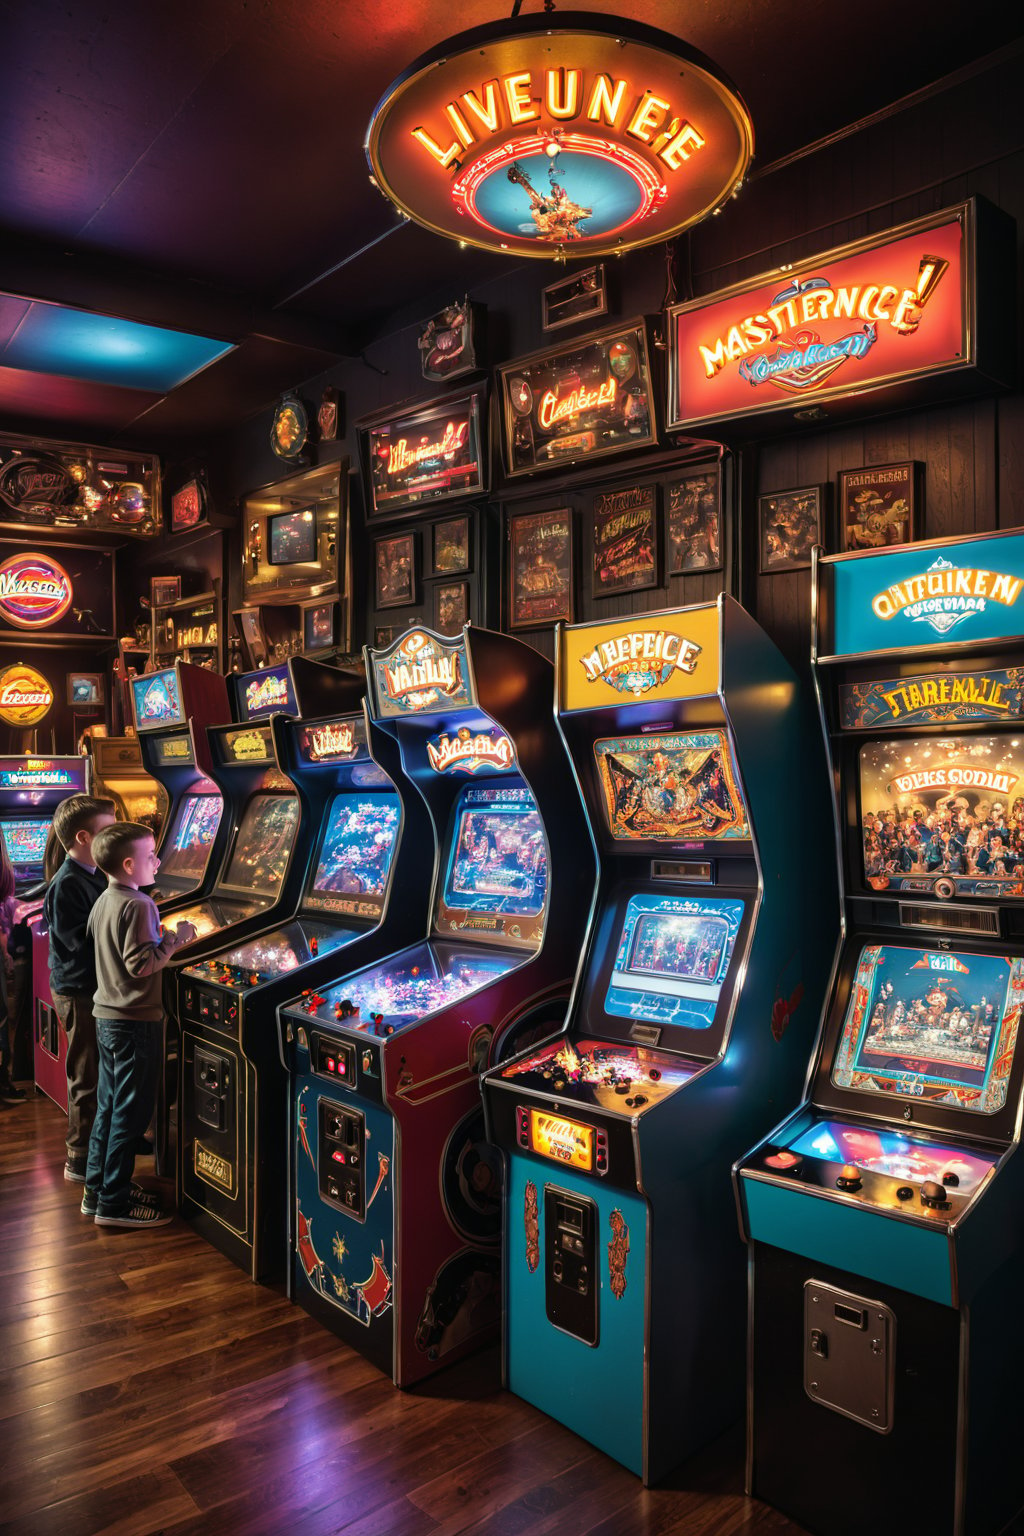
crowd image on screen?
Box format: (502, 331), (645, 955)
(628, 914), (727, 982)
(863, 976), (999, 1073)
(863, 794), (1024, 884)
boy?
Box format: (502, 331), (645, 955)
(44, 794), (117, 1181)
(85, 823), (196, 1228)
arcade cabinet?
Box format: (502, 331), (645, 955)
(736, 530), (1024, 1536)
(175, 658), (433, 1279)
(278, 625), (592, 1385)
(87, 734), (168, 840)
(480, 600), (838, 1484)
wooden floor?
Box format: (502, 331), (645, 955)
(0, 1091), (808, 1536)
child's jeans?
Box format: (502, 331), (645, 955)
(85, 1017), (162, 1216)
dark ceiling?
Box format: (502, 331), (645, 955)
(1, 0), (1021, 444)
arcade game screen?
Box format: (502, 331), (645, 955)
(186, 920), (357, 988)
(269, 509), (316, 565)
(223, 794), (299, 892)
(131, 671), (183, 727)
(499, 1036), (697, 1113)
(163, 898), (260, 942)
(158, 794), (223, 880)
(0, 820), (49, 869)
(594, 731), (750, 842)
(442, 786), (547, 916)
(605, 893), (745, 1029)
(833, 943), (1024, 1113)
(308, 942), (516, 1033)
(786, 1119), (998, 1194)
(859, 736), (1024, 896)
(306, 793), (400, 910)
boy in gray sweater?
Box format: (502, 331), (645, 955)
(84, 823), (197, 1228)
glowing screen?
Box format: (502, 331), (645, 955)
(307, 943), (515, 1033)
(222, 794), (299, 893)
(0, 820), (48, 866)
(307, 793), (399, 910)
(605, 892), (744, 1028)
(833, 944), (1024, 1113)
(158, 794), (222, 880)
(594, 730), (749, 841)
(787, 1119), (997, 1194)
(188, 920), (356, 987)
(442, 786), (547, 916)
(132, 670), (182, 727)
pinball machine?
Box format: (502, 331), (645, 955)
(174, 658), (433, 1280)
(480, 600), (839, 1484)
(277, 624), (592, 1384)
(736, 529), (1024, 1536)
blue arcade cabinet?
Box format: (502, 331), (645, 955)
(481, 599), (838, 1483)
(736, 529), (1024, 1536)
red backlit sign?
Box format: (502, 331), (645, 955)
(668, 207), (970, 432)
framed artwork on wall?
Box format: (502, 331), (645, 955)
(150, 575), (181, 609)
(302, 600), (337, 652)
(666, 466), (722, 574)
(373, 625), (396, 649)
(433, 580), (469, 636)
(430, 516), (470, 575)
(758, 486), (823, 573)
(507, 506), (574, 630)
(67, 673), (104, 706)
(592, 484), (659, 596)
(374, 531), (417, 609)
(838, 461), (920, 551)
(541, 264), (608, 332)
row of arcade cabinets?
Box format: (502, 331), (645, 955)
(479, 601), (838, 1482)
(277, 626), (591, 1381)
(737, 528), (1024, 1536)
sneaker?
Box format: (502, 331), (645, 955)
(95, 1201), (173, 1229)
(64, 1162), (87, 1183)
(81, 1183), (160, 1217)
(0, 1072), (26, 1104)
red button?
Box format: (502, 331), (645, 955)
(764, 1151), (801, 1171)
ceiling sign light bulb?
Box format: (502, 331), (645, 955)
(365, 12), (753, 260)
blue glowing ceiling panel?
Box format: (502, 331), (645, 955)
(0, 301), (233, 392)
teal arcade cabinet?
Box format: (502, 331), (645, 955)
(736, 529), (1024, 1536)
(481, 600), (838, 1483)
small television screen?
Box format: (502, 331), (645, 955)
(158, 794), (222, 880)
(442, 786), (547, 917)
(859, 735), (1024, 898)
(307, 793), (400, 909)
(605, 893), (745, 1029)
(594, 730), (750, 842)
(223, 793), (299, 892)
(0, 819), (49, 868)
(131, 670), (183, 729)
(239, 664), (295, 719)
(268, 508), (316, 566)
(833, 944), (1023, 1114)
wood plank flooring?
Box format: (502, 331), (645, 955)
(0, 1091), (808, 1536)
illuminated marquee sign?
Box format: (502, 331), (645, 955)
(363, 389), (485, 517)
(371, 629), (471, 719)
(299, 720), (361, 763)
(426, 727), (515, 775)
(886, 762), (1018, 797)
(366, 14), (752, 260)
(580, 629), (702, 697)
(840, 670), (1024, 729)
(0, 757), (85, 790)
(0, 552), (73, 629)
(669, 205), (980, 432)
(0, 664), (54, 726)
(827, 533), (1024, 659)
(560, 606), (722, 712)
(528, 1109), (594, 1172)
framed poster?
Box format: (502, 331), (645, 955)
(374, 532), (417, 610)
(839, 462), (919, 552)
(498, 319), (656, 478)
(758, 486), (823, 573)
(169, 477), (207, 534)
(373, 625), (396, 649)
(67, 673), (104, 706)
(433, 580), (469, 637)
(431, 516), (470, 575)
(542, 265), (608, 332)
(302, 600), (338, 652)
(507, 507), (574, 630)
(666, 467), (722, 574)
(592, 485), (659, 597)
(361, 387), (486, 518)
(150, 576), (181, 609)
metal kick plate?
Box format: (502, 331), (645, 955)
(803, 1280), (895, 1433)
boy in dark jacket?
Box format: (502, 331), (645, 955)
(84, 822), (196, 1227)
(44, 795), (116, 1182)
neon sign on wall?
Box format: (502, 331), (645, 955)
(0, 552), (73, 629)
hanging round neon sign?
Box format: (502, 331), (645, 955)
(0, 552), (73, 629)
(366, 13), (753, 260)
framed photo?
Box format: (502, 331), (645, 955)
(66, 672), (104, 706)
(592, 484), (659, 596)
(839, 462), (919, 551)
(150, 576), (181, 609)
(169, 476), (207, 534)
(666, 466), (722, 574)
(374, 532), (416, 610)
(373, 625), (395, 649)
(542, 264), (608, 332)
(302, 600), (337, 652)
(431, 516), (470, 575)
(758, 486), (823, 573)
(508, 506), (574, 630)
(433, 580), (469, 637)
